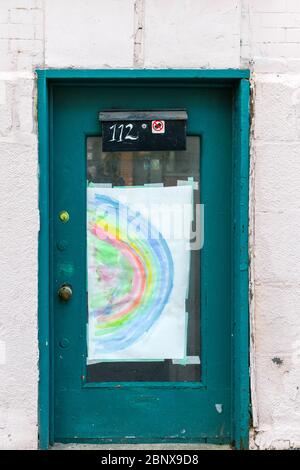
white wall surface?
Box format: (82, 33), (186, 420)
(0, 0), (300, 449)
(45, 0), (135, 68)
(143, 0), (240, 68)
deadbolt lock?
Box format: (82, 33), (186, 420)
(58, 284), (73, 301)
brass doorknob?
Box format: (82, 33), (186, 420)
(58, 284), (72, 301)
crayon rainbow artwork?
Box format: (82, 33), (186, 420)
(87, 192), (174, 356)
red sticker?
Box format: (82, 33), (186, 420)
(152, 120), (165, 134)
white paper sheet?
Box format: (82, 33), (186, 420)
(87, 185), (193, 361)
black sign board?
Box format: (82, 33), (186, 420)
(99, 110), (187, 152)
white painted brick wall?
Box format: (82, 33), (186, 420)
(0, 0), (42, 450)
(143, 0), (240, 68)
(44, 0), (135, 68)
(242, 0), (300, 450)
(0, 0), (300, 450)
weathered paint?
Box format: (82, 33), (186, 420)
(37, 70), (249, 448)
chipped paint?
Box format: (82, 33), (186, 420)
(215, 404), (223, 414)
(272, 357), (283, 366)
(57, 262), (74, 276)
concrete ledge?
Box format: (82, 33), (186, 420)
(52, 443), (231, 450)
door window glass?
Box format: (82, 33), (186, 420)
(86, 136), (201, 382)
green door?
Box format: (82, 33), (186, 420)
(52, 82), (233, 444)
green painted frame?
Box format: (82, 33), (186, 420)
(37, 69), (250, 450)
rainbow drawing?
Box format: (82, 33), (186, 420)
(87, 192), (174, 355)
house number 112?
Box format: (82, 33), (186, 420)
(109, 123), (139, 142)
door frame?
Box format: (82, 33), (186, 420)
(37, 69), (250, 449)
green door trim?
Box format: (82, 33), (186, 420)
(37, 69), (250, 450)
